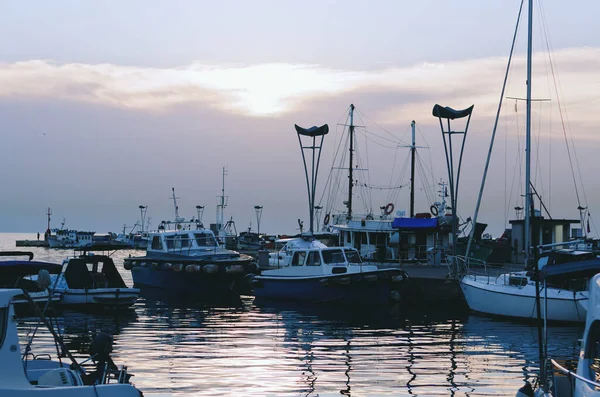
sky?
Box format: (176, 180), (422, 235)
(1, 0), (599, 238)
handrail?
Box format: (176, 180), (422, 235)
(551, 358), (600, 389)
(0, 251), (34, 260)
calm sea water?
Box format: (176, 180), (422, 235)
(4, 233), (583, 396)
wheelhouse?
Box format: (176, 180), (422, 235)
(289, 247), (362, 267)
(148, 230), (219, 254)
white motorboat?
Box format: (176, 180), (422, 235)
(0, 288), (142, 396)
(31, 253), (139, 309)
(253, 234), (407, 304)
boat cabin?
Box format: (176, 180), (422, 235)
(263, 246), (369, 277)
(147, 230), (220, 255)
(288, 247), (362, 267)
(330, 217), (399, 262)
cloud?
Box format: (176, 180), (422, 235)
(1, 47), (599, 120)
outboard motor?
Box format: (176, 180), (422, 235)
(86, 332), (116, 385)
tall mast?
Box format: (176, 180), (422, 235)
(217, 166), (227, 229)
(46, 207), (52, 234)
(524, 0), (533, 265)
(347, 104), (355, 221)
(410, 121), (416, 218)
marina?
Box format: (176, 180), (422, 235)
(2, 1), (600, 396)
(0, 233), (585, 395)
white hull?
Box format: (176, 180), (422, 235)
(47, 239), (91, 249)
(56, 288), (139, 307)
(461, 274), (587, 323)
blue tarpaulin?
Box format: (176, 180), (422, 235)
(392, 218), (439, 229)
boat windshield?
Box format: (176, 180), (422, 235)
(322, 249), (346, 265)
(194, 233), (217, 247)
(344, 249), (362, 264)
(537, 256), (549, 270)
(165, 235), (192, 250)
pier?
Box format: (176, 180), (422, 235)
(15, 240), (49, 248)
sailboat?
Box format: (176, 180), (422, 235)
(323, 105), (448, 263)
(459, 0), (596, 323)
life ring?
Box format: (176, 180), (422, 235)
(430, 205), (439, 216)
(323, 213), (330, 225)
(384, 203), (395, 215)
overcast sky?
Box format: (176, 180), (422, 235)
(1, 0), (599, 237)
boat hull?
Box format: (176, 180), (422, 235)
(252, 269), (405, 304)
(460, 274), (587, 322)
(130, 264), (253, 296)
(56, 288), (139, 308)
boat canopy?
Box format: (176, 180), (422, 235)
(64, 256), (127, 289)
(532, 258), (600, 280)
(392, 217), (438, 230)
(0, 261), (62, 276)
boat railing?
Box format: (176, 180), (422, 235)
(550, 358), (600, 390)
(447, 255), (488, 275)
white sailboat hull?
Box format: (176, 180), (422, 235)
(460, 273), (587, 323)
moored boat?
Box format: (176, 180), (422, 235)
(0, 251), (61, 315)
(30, 252), (140, 309)
(0, 289), (142, 396)
(124, 222), (257, 296)
(253, 234), (406, 304)
(460, 248), (600, 323)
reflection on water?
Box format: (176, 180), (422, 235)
(5, 233), (584, 396)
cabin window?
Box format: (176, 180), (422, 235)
(180, 235), (190, 248)
(306, 251), (321, 266)
(195, 233), (217, 247)
(291, 252), (306, 266)
(345, 250), (362, 264)
(322, 249), (345, 265)
(166, 235), (191, 250)
(0, 308), (6, 350)
(151, 236), (163, 250)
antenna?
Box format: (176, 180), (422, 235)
(170, 188), (183, 223)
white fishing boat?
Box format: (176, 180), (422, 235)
(47, 219), (95, 249)
(0, 289), (142, 396)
